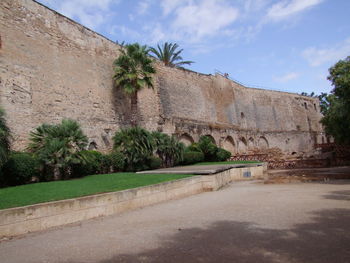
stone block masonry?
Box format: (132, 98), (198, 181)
(0, 0), (324, 156)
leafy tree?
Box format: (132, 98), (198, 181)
(317, 92), (333, 115)
(149, 42), (194, 68)
(113, 43), (156, 126)
(321, 56), (350, 144)
(152, 131), (184, 167)
(28, 119), (88, 180)
(0, 108), (10, 168)
(113, 127), (155, 171)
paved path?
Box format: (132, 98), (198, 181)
(1, 181), (349, 263)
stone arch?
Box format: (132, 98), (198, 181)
(203, 134), (216, 145)
(258, 136), (269, 149)
(179, 133), (194, 146)
(322, 136), (325, 144)
(248, 137), (255, 149)
(88, 141), (97, 150)
(222, 136), (236, 154)
(237, 137), (247, 153)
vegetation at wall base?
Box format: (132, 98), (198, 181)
(152, 131), (184, 167)
(0, 172), (195, 210)
(181, 151), (205, 165)
(0, 108), (11, 168)
(28, 119), (88, 181)
(193, 160), (261, 165)
(0, 152), (40, 187)
(182, 136), (232, 165)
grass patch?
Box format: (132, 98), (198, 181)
(0, 173), (195, 210)
(194, 160), (261, 165)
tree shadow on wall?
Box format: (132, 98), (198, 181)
(111, 85), (132, 126)
(94, 208), (350, 263)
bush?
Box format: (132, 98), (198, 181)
(1, 152), (40, 186)
(185, 143), (201, 152)
(28, 119), (88, 181)
(0, 108), (11, 168)
(147, 156), (162, 170)
(71, 150), (104, 177)
(181, 151), (205, 165)
(152, 131), (184, 167)
(198, 136), (218, 161)
(113, 127), (154, 171)
(216, 148), (231, 161)
(109, 151), (125, 172)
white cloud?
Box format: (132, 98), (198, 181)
(266, 0), (323, 21)
(165, 0), (239, 42)
(274, 72), (299, 83)
(302, 37), (350, 67)
(40, 0), (115, 30)
(161, 0), (189, 16)
(137, 0), (151, 15)
(109, 25), (141, 40)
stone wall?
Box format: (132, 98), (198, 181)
(0, 0), (324, 156)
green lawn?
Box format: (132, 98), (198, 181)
(194, 160), (261, 165)
(0, 173), (195, 210)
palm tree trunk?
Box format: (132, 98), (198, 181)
(130, 92), (138, 126)
(53, 166), (61, 181)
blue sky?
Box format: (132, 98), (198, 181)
(37, 0), (350, 94)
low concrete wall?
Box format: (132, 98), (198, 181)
(0, 166), (264, 237)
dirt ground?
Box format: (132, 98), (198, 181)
(0, 169), (349, 263)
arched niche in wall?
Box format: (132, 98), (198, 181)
(222, 136), (236, 154)
(179, 133), (194, 146)
(248, 137), (255, 149)
(258, 136), (269, 149)
(203, 134), (216, 145)
(237, 137), (247, 153)
(88, 141), (97, 150)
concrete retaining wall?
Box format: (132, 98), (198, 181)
(0, 166), (264, 237)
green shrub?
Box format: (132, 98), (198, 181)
(181, 151), (205, 165)
(71, 150), (104, 177)
(0, 108), (11, 168)
(109, 151), (125, 172)
(216, 148), (231, 161)
(1, 152), (40, 186)
(113, 127), (154, 171)
(147, 156), (162, 170)
(28, 119), (88, 181)
(198, 136), (218, 161)
(185, 143), (201, 152)
(152, 131), (184, 167)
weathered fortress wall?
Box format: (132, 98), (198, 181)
(0, 0), (324, 156)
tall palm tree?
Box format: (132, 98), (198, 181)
(113, 43), (156, 126)
(0, 108), (10, 167)
(149, 42), (194, 68)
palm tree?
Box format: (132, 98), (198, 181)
(28, 119), (88, 180)
(152, 131), (184, 167)
(149, 42), (194, 68)
(0, 108), (10, 167)
(113, 127), (155, 171)
(113, 43), (156, 126)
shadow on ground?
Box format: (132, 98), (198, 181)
(323, 190), (350, 201)
(86, 208), (350, 263)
